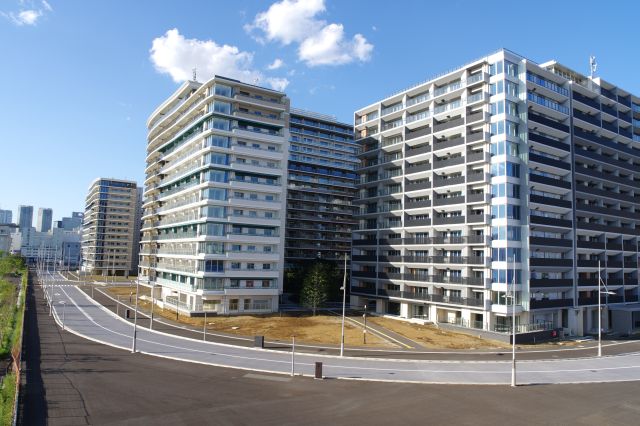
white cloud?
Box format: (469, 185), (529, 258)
(299, 24), (373, 66)
(150, 28), (289, 91)
(267, 58), (284, 70)
(248, 0), (374, 67)
(2, 0), (52, 26)
(8, 9), (41, 25)
(248, 0), (325, 45)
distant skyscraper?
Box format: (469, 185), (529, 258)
(17, 205), (33, 230)
(37, 207), (53, 232)
(0, 209), (12, 224)
(56, 211), (84, 230)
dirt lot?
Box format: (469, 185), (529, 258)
(368, 317), (509, 349)
(104, 287), (392, 347)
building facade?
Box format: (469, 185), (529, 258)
(141, 76), (289, 315)
(81, 178), (141, 276)
(285, 109), (358, 270)
(37, 207), (53, 233)
(56, 212), (84, 231)
(0, 209), (12, 224)
(351, 49), (640, 336)
(17, 205), (33, 230)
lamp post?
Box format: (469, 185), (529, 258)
(597, 261), (615, 357)
(363, 304), (367, 344)
(131, 277), (140, 353)
(60, 301), (66, 330)
(340, 254), (348, 357)
(150, 283), (155, 330)
(203, 310), (207, 341)
(511, 256), (516, 387)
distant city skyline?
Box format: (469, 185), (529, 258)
(1, 0), (638, 219)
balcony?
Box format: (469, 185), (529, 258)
(572, 91), (600, 110)
(528, 132), (570, 152)
(529, 173), (572, 190)
(405, 161), (432, 174)
(433, 195), (465, 206)
(406, 126), (432, 141)
(529, 215), (573, 228)
(466, 151), (490, 163)
(529, 258), (573, 267)
(577, 259), (600, 268)
(350, 285), (376, 295)
(467, 171), (489, 183)
(433, 117), (464, 133)
(433, 155), (464, 169)
(433, 137), (464, 151)
(529, 194), (572, 209)
(530, 278), (573, 288)
(432, 215), (465, 225)
(406, 144), (431, 157)
(433, 175), (465, 188)
(405, 179), (431, 191)
(529, 237), (572, 248)
(384, 290), (485, 308)
(466, 131), (488, 143)
(405, 199), (431, 209)
(352, 270), (376, 278)
(577, 240), (605, 250)
(528, 112), (570, 133)
(530, 298), (573, 309)
(529, 153), (571, 170)
(573, 109), (601, 127)
(466, 213), (489, 224)
(405, 217), (432, 227)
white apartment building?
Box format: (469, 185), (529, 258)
(142, 76), (289, 315)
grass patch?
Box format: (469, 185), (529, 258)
(0, 373), (16, 426)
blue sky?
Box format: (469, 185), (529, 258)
(0, 0), (638, 222)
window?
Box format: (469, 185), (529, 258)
(490, 101), (504, 115)
(203, 259), (224, 272)
(491, 183), (520, 198)
(491, 162), (520, 178)
(505, 60), (518, 77)
(263, 246), (272, 253)
(232, 244), (241, 251)
(491, 247), (522, 262)
(247, 263), (255, 270)
(249, 193), (258, 200)
(505, 101), (518, 117)
(231, 262), (241, 270)
(262, 264), (271, 270)
(264, 212), (273, 218)
(506, 81), (519, 97)
(206, 169), (228, 183)
(491, 226), (522, 241)
(205, 188), (227, 201)
(212, 101), (231, 114)
(265, 195), (275, 201)
(490, 140), (519, 156)
(214, 84), (232, 97)
(234, 191), (244, 199)
(262, 280), (271, 288)
(246, 281), (254, 288)
(489, 61), (503, 76)
(491, 204), (521, 219)
(490, 80), (504, 95)
(490, 121), (504, 135)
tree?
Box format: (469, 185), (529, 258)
(301, 263), (330, 315)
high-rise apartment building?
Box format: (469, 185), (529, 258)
(285, 109), (358, 269)
(37, 207), (53, 232)
(142, 76), (289, 315)
(0, 209), (12, 224)
(17, 205), (33, 230)
(351, 49), (640, 337)
(81, 178), (141, 276)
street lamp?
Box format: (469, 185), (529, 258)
(340, 254), (348, 357)
(363, 304), (367, 344)
(60, 301), (66, 330)
(131, 277), (140, 353)
(597, 261), (616, 357)
(149, 283), (155, 330)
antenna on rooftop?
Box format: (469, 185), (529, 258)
(589, 55), (597, 79)
(192, 67), (197, 82)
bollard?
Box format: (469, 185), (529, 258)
(314, 362), (323, 380)
(254, 335), (265, 348)
(125, 309), (131, 319)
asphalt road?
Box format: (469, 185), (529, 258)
(34, 272), (640, 385)
(19, 274), (640, 425)
(86, 283), (640, 362)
